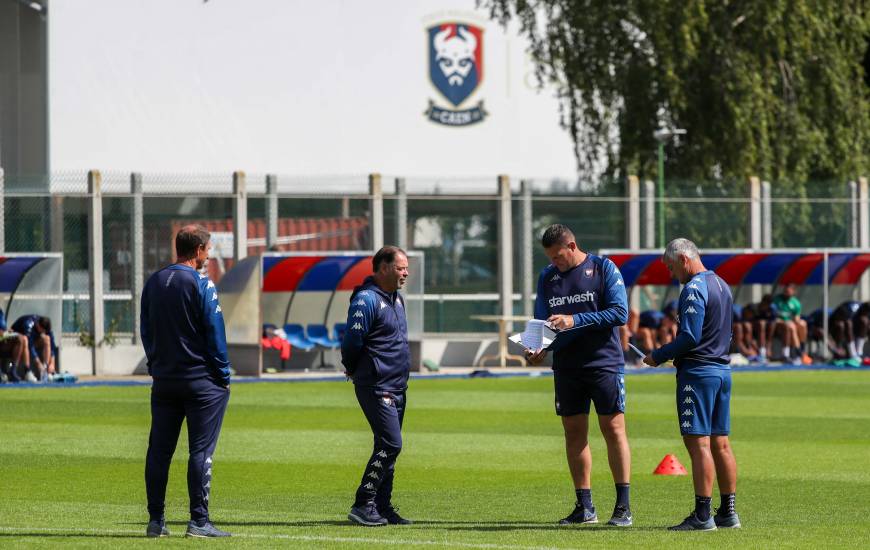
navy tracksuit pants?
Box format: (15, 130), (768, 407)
(353, 386), (406, 509)
(145, 377), (229, 524)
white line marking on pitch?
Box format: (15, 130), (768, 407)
(0, 525), (575, 550)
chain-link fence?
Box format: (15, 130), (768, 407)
(1, 169), (867, 336)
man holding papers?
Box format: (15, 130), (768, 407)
(525, 224), (632, 527)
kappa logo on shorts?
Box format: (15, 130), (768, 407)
(352, 323), (363, 330)
(682, 420), (691, 428)
(682, 409), (693, 416)
(683, 385), (694, 392)
(683, 396), (694, 404)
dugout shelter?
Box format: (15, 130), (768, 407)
(218, 251), (424, 376)
(0, 253), (63, 356)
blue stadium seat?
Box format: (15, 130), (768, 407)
(333, 322), (347, 342)
(282, 323), (316, 351)
(307, 324), (340, 349)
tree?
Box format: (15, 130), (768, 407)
(483, 1), (870, 185)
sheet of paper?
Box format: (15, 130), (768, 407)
(627, 343), (646, 359)
(509, 319), (555, 350)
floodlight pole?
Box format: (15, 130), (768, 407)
(653, 128), (686, 248)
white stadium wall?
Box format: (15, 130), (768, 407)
(49, 0), (577, 178)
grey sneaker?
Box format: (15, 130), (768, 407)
(714, 509), (741, 528)
(607, 505), (633, 527)
(185, 521), (231, 537)
(348, 501), (387, 526)
(559, 504), (598, 525)
(146, 520), (169, 538)
(668, 512), (716, 531)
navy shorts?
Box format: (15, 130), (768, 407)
(676, 365), (731, 436)
(553, 368), (625, 416)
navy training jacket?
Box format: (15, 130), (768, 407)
(140, 264), (231, 386)
(340, 276), (410, 392)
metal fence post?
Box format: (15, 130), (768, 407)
(131, 173), (143, 344)
(520, 179), (533, 317)
(748, 176), (761, 249)
(643, 180), (655, 249)
(395, 177), (408, 250)
(369, 173), (384, 250)
(233, 171), (247, 262)
(858, 177), (869, 301)
(626, 175), (640, 250)
(88, 170), (104, 375)
(266, 174), (278, 249)
(0, 167), (5, 252)
(850, 181), (859, 247)
(50, 195), (64, 253)
(761, 181), (772, 248)
(497, 175), (514, 330)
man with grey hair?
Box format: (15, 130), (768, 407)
(643, 238), (740, 531)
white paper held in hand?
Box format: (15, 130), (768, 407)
(508, 319), (555, 350)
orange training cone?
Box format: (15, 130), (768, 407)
(653, 454), (688, 475)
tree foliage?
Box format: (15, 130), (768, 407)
(483, 1), (870, 184)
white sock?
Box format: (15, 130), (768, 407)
(849, 341), (859, 358)
(857, 338), (867, 357)
(782, 346), (791, 358)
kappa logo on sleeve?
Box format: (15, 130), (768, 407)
(380, 302), (387, 309)
(685, 306), (697, 314)
(207, 280), (215, 289)
(354, 299), (366, 306)
(351, 323), (363, 330)
(686, 293), (697, 301)
(353, 310), (364, 318)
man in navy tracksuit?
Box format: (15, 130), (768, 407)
(644, 238), (740, 531)
(341, 246), (412, 526)
(141, 225), (232, 538)
(526, 224), (633, 527)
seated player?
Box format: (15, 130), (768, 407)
(620, 308), (641, 366)
(804, 308), (828, 358)
(830, 301), (861, 359)
(753, 295), (777, 362)
(11, 315), (57, 381)
(635, 309), (664, 354)
(854, 302), (870, 360)
(0, 308), (28, 383)
(731, 303), (758, 360)
(659, 300), (679, 346)
(770, 285), (807, 364)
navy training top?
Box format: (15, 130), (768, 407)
(341, 276), (410, 392)
(651, 270), (732, 369)
(140, 264), (231, 386)
(534, 254), (628, 372)
(11, 314), (58, 363)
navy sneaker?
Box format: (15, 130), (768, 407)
(713, 509), (741, 528)
(607, 505), (633, 527)
(668, 512), (716, 531)
(559, 504), (598, 525)
(185, 521), (231, 538)
(146, 520), (169, 538)
(379, 505), (412, 525)
(348, 501), (387, 526)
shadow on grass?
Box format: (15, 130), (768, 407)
(0, 533), (142, 539)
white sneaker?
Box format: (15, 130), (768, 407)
(24, 370), (38, 383)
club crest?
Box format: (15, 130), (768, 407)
(424, 22), (487, 126)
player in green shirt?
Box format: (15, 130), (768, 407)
(769, 284), (807, 364)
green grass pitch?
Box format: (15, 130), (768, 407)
(1, 369), (868, 548)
